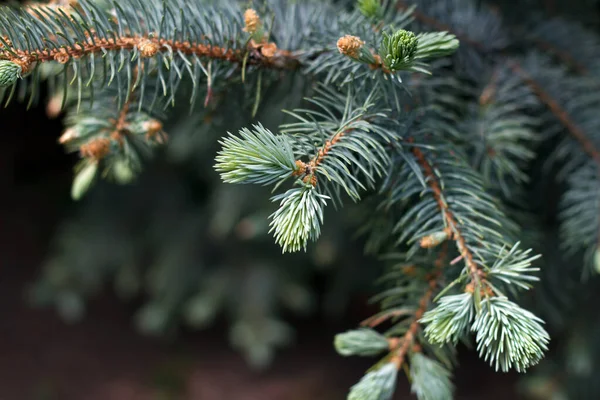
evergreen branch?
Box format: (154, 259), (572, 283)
(508, 61), (600, 165)
(0, 0), (301, 107)
(281, 85), (400, 202)
(388, 250), (446, 371)
(528, 17), (600, 76)
(0, 33), (298, 71)
(559, 160), (600, 275)
(463, 66), (540, 198)
(471, 296), (549, 372)
(530, 37), (588, 75)
(268, 184), (329, 253)
(411, 144), (482, 285)
(3, 1), (299, 69)
(383, 135), (539, 293)
(338, 249), (454, 400)
(402, 2), (600, 172)
(215, 124), (297, 186)
(58, 69), (167, 198)
(409, 352), (453, 400)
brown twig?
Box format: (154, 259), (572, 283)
(0, 34), (299, 73)
(389, 245), (447, 370)
(508, 62), (600, 166)
(531, 38), (588, 75)
(292, 119), (365, 187)
(412, 145), (483, 286)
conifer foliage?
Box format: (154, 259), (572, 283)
(4, 0), (600, 398)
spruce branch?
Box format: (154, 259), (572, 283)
(215, 124), (297, 186)
(0, 2), (299, 70)
(420, 292), (474, 345)
(268, 184), (329, 253)
(411, 145), (483, 286)
(508, 61), (600, 166)
(340, 249), (453, 400)
(462, 66), (540, 198)
(335, 328), (391, 357)
(471, 296), (549, 372)
(528, 17), (600, 76)
(335, 28), (458, 75)
(400, 2), (600, 169)
(409, 352), (454, 400)
(347, 362), (398, 400)
(59, 69), (167, 198)
(388, 261), (442, 370)
(282, 85), (398, 202)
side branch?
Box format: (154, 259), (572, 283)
(508, 62), (600, 165)
(411, 146), (483, 286)
(292, 120), (363, 186)
(389, 248), (447, 370)
(0, 34), (299, 72)
(531, 38), (589, 75)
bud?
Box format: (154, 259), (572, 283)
(293, 160), (307, 176)
(53, 48), (71, 64)
(260, 42), (278, 58)
(358, 0), (383, 19)
(334, 328), (390, 357)
(137, 39), (159, 58)
(13, 56), (34, 77)
(379, 29), (418, 71)
(0, 60), (21, 87)
(143, 119), (163, 136)
(420, 230), (450, 248)
(79, 137), (112, 160)
(71, 161), (98, 200)
(243, 9), (262, 34)
(302, 174), (317, 187)
(337, 35), (365, 58)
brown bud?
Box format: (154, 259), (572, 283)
(464, 282), (475, 294)
(337, 35), (364, 58)
(54, 49), (70, 64)
(143, 119), (163, 135)
(12, 56), (34, 76)
(243, 9), (261, 34)
(293, 160), (307, 176)
(260, 42), (278, 58)
(303, 174), (317, 187)
(80, 137), (111, 160)
(137, 39), (159, 58)
(420, 230), (450, 249)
